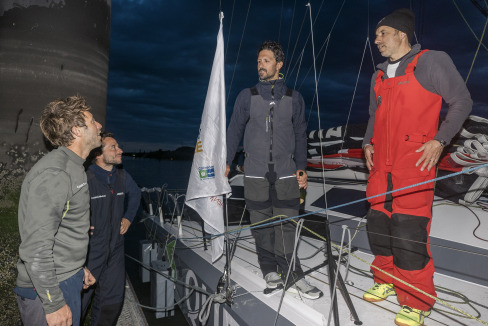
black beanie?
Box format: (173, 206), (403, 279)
(376, 8), (415, 43)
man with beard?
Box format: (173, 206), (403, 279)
(81, 132), (141, 325)
(225, 41), (322, 299)
(15, 96), (100, 326)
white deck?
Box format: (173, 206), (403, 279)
(157, 218), (488, 326)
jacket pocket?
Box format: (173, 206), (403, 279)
(391, 167), (434, 211)
(366, 169), (384, 206)
(244, 177), (269, 202)
(275, 177), (300, 201)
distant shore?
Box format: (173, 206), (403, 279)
(124, 146), (194, 161)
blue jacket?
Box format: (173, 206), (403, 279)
(85, 164), (141, 275)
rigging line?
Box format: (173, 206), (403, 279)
(212, 163), (488, 238)
(366, 0), (377, 103)
(471, 0), (488, 17)
(465, 11), (488, 84)
(298, 218), (488, 270)
(340, 37), (369, 152)
(226, 0), (252, 107)
(345, 262), (485, 320)
(292, 49), (305, 89)
(284, 8), (308, 81)
(295, 0), (346, 90)
(125, 254), (214, 296)
(224, 0), (236, 59)
(452, 0), (488, 52)
(304, 34), (332, 125)
(436, 285), (487, 310)
(298, 0), (346, 94)
(367, 0), (370, 36)
(434, 202), (488, 242)
(285, 0), (298, 69)
(303, 1), (347, 123)
(352, 228), (488, 258)
(286, 0), (327, 83)
(127, 289), (195, 312)
(326, 225), (351, 326)
(348, 249), (488, 325)
(291, 223), (488, 325)
(297, 32), (330, 92)
(368, 36), (376, 70)
(274, 219), (305, 326)
(224, 194), (232, 295)
(227, 204), (248, 263)
(304, 1), (336, 257)
(278, 0), (284, 43)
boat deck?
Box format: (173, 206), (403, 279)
(145, 216), (488, 326)
(305, 180), (488, 287)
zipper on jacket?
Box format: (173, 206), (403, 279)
(386, 88), (391, 165)
(269, 107), (274, 162)
(269, 84), (275, 162)
(107, 185), (114, 266)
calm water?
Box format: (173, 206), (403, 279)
(122, 157), (193, 190)
(122, 157), (192, 325)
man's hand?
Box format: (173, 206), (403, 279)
(296, 170), (308, 189)
(83, 267), (96, 290)
(120, 218), (131, 235)
(46, 304), (72, 326)
(415, 140), (444, 171)
(364, 144), (374, 171)
(89, 226), (94, 236)
(224, 164), (230, 177)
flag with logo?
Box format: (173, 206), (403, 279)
(185, 13), (231, 263)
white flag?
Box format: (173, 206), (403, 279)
(185, 13), (231, 263)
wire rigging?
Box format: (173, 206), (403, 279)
(226, 0), (252, 107)
(224, 0), (236, 59)
(452, 0), (488, 52)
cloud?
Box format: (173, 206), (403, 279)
(106, 0), (488, 151)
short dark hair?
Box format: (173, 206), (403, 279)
(258, 41), (285, 63)
(40, 95), (91, 147)
(85, 131), (115, 164)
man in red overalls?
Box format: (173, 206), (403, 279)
(361, 8), (472, 326)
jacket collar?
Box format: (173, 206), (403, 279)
(376, 43), (422, 75)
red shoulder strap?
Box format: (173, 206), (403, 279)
(405, 49), (429, 74)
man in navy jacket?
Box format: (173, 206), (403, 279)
(81, 132), (141, 325)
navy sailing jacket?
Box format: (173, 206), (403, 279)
(85, 164), (141, 275)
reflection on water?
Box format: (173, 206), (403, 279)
(122, 157), (193, 190)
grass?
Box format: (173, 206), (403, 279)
(0, 188), (21, 326)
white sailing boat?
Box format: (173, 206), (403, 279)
(137, 2), (488, 325)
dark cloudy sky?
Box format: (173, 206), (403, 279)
(105, 0), (488, 152)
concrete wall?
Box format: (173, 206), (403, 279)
(0, 0), (111, 203)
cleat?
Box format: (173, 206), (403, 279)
(264, 272), (283, 289)
(395, 305), (431, 326)
(287, 278), (323, 300)
(363, 283), (396, 302)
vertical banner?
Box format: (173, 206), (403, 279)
(185, 13), (231, 262)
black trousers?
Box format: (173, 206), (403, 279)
(244, 165), (304, 282)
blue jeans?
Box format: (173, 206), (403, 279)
(16, 268), (84, 326)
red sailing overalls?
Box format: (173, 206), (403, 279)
(366, 50), (441, 310)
